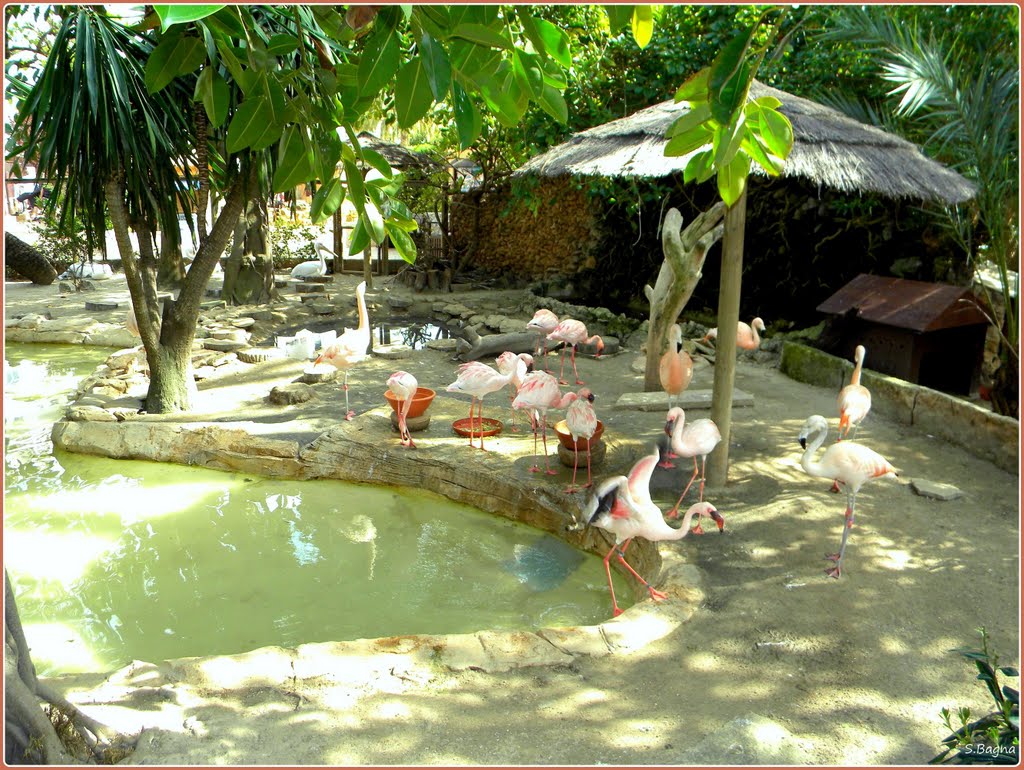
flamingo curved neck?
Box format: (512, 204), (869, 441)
(355, 287), (368, 333)
(851, 354), (864, 386)
(800, 427), (829, 477)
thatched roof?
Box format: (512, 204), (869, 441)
(515, 81), (976, 204)
(355, 132), (442, 172)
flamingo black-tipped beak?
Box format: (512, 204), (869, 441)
(710, 510), (725, 532)
(799, 437), (807, 449)
(664, 420), (674, 435)
(586, 392), (596, 403)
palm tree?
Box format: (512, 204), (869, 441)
(822, 7), (1019, 417)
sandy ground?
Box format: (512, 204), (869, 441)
(3, 267), (1021, 765)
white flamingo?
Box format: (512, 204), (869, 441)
(663, 406), (722, 525)
(511, 370), (581, 474)
(445, 361), (517, 450)
(526, 309), (559, 372)
(546, 318), (604, 385)
(564, 388), (598, 493)
(495, 351), (533, 431)
(387, 370), (418, 448)
(798, 414), (897, 578)
(313, 281), (370, 421)
(584, 442), (723, 616)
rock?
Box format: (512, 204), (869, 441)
(910, 478), (965, 501)
(66, 405), (118, 422)
(85, 328), (139, 348)
(210, 328), (250, 343)
(309, 303), (335, 315)
(231, 317), (256, 329)
(298, 368), (337, 384)
(373, 344), (414, 360)
(387, 296), (413, 309)
(425, 339), (459, 352)
(237, 348), (283, 364)
(269, 383), (316, 405)
(670, 714), (814, 765)
(84, 300), (120, 311)
(203, 338), (249, 352)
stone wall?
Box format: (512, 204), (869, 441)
(450, 177), (598, 279)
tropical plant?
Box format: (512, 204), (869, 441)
(820, 6), (1020, 417)
(931, 628), (1020, 764)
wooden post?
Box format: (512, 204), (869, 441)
(706, 189), (747, 488)
(332, 208), (343, 274)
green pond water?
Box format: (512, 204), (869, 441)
(3, 343), (630, 676)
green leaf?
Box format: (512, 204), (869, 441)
(713, 112), (747, 168)
(675, 67), (710, 102)
(452, 81), (482, 148)
(754, 95), (783, 110)
(226, 96), (279, 152)
(273, 126), (315, 193)
(395, 56), (434, 129)
(534, 18), (571, 68)
(741, 132), (782, 175)
(266, 34), (299, 56)
(683, 148), (714, 184)
(146, 33), (205, 93)
(348, 218), (370, 255)
(360, 148), (394, 179)
(364, 198), (386, 243)
(538, 83), (568, 123)
(604, 5), (634, 33)
(194, 66), (229, 127)
(665, 124), (713, 158)
(999, 667), (1019, 677)
(631, 6), (654, 50)
(716, 152), (750, 206)
(310, 177), (345, 224)
(154, 4), (225, 31)
(357, 24), (401, 98)
(385, 221), (417, 264)
(419, 34), (451, 101)
(450, 23), (513, 50)
(665, 103), (712, 139)
(760, 107), (794, 159)
(343, 158), (367, 216)
(709, 26), (756, 124)
(513, 49), (544, 98)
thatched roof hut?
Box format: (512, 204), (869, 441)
(355, 131), (442, 172)
(515, 81), (975, 204)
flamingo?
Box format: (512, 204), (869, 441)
(387, 371), (418, 448)
(664, 406), (722, 526)
(704, 317), (766, 350)
(291, 242), (331, 280)
(584, 441), (723, 616)
(314, 281), (370, 421)
(495, 351), (534, 431)
(526, 309), (559, 372)
(659, 323), (693, 410)
(445, 361), (517, 450)
(563, 388), (598, 493)
(831, 344), (873, 492)
(546, 318), (604, 385)
(511, 370), (581, 474)
(798, 414), (897, 578)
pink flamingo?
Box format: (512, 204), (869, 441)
(831, 344), (873, 492)
(495, 351), (534, 431)
(445, 361), (516, 450)
(526, 309), (559, 372)
(314, 281), (370, 420)
(798, 414), (897, 578)
(664, 406), (722, 527)
(584, 442), (723, 617)
(659, 323), (693, 410)
(564, 388), (598, 493)
(387, 371), (418, 448)
(546, 318), (604, 385)
(704, 317), (765, 350)
(511, 370), (581, 474)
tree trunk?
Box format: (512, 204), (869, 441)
(223, 197), (274, 306)
(706, 191), (747, 488)
(106, 168), (251, 414)
(194, 104), (210, 243)
(4, 233), (58, 285)
(990, 345), (1019, 418)
(642, 203), (727, 391)
(157, 225), (185, 290)
(5, 571), (135, 764)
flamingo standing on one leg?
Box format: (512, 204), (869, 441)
(387, 370), (418, 448)
(511, 370), (581, 474)
(445, 361), (516, 450)
(495, 351), (534, 431)
(526, 309), (559, 372)
(798, 414), (897, 578)
(704, 317), (766, 350)
(659, 323), (693, 411)
(664, 406), (722, 527)
(314, 281), (370, 421)
(563, 388), (597, 493)
(831, 344), (873, 492)
(584, 441), (723, 617)
(546, 318), (604, 386)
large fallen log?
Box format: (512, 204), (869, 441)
(454, 326), (538, 361)
(5, 233), (58, 285)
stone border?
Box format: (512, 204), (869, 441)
(51, 399), (705, 675)
(779, 341), (1019, 474)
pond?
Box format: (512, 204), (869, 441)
(3, 343), (629, 676)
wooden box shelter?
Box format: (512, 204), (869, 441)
(816, 273), (990, 395)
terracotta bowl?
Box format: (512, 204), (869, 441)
(452, 417), (503, 438)
(384, 387), (436, 418)
(553, 419), (605, 451)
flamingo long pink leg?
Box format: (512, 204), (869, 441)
(667, 460), (702, 518)
(343, 373), (354, 421)
(570, 345), (583, 385)
(557, 345), (568, 385)
(478, 397), (488, 451)
(607, 540), (667, 610)
(825, 494), (857, 578)
(583, 437), (593, 488)
(540, 417), (556, 475)
(466, 399), (477, 448)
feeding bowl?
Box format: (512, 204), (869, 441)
(452, 417), (503, 438)
(553, 419), (605, 451)
(384, 387), (436, 418)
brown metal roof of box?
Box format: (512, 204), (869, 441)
(816, 273), (989, 333)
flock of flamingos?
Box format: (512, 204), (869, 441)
(309, 281), (897, 618)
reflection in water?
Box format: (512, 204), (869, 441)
(4, 344), (629, 676)
(376, 321), (453, 350)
